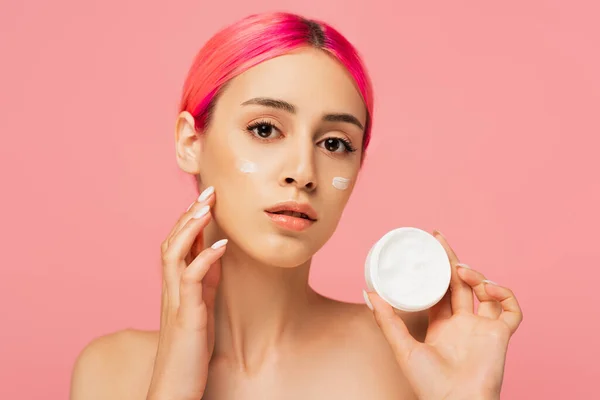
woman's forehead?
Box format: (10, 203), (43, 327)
(217, 49), (367, 123)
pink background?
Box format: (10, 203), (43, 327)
(1, 1), (598, 398)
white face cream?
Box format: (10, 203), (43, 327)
(238, 159), (257, 174)
(332, 177), (351, 190)
(364, 227), (451, 312)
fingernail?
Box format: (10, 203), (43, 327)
(483, 279), (498, 285)
(198, 186), (215, 202)
(363, 290), (374, 311)
(456, 263), (471, 269)
(192, 205), (210, 219)
(211, 238), (228, 249)
(434, 229), (446, 239)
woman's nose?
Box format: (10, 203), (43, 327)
(283, 176), (316, 191)
(279, 141), (317, 192)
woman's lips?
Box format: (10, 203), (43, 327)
(265, 211), (315, 231)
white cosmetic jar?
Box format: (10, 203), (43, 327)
(365, 227), (452, 312)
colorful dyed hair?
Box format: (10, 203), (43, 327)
(179, 12), (374, 151)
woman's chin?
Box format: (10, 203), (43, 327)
(236, 236), (317, 269)
(216, 222), (329, 269)
(255, 246), (314, 269)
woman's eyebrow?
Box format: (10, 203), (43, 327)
(241, 97), (295, 113)
(241, 97), (364, 131)
(322, 113), (364, 130)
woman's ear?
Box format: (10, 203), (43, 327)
(175, 111), (203, 175)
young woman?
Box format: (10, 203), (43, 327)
(70, 12), (523, 400)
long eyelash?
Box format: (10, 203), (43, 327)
(246, 121), (357, 153)
(337, 137), (357, 153)
(246, 119), (275, 132)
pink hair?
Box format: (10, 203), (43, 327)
(179, 12), (374, 151)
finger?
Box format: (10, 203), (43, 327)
(433, 230), (473, 314)
(428, 288), (452, 327)
(367, 292), (419, 367)
(167, 186), (216, 247)
(184, 239), (228, 284)
(177, 190), (215, 240)
(178, 239), (228, 330)
(203, 257), (223, 355)
(162, 206), (212, 284)
(456, 265), (502, 319)
(482, 282), (523, 334)
(202, 258), (222, 310)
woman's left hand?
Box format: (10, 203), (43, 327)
(365, 230), (523, 400)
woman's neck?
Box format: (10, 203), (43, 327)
(211, 240), (319, 372)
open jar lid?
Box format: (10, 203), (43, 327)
(365, 227), (451, 312)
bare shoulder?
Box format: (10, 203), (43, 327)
(318, 299), (429, 399)
(70, 329), (159, 400)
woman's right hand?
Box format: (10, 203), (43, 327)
(146, 186), (227, 400)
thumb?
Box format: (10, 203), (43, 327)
(366, 291), (418, 365)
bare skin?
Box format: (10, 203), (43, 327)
(71, 48), (428, 399)
(70, 46), (522, 399)
(71, 306), (428, 399)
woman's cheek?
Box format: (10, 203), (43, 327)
(331, 176), (351, 191)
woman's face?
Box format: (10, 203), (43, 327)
(176, 47), (367, 268)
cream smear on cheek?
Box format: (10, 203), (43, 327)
(332, 177), (351, 190)
(238, 159), (258, 174)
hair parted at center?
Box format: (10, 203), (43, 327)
(179, 11), (375, 151)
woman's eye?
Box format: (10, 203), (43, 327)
(248, 122), (280, 139)
(320, 138), (355, 154)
